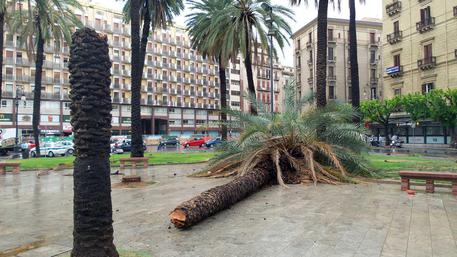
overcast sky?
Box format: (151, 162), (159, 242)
(96, 0), (383, 66)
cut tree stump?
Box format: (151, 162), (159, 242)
(170, 167), (273, 229)
(122, 175), (142, 183)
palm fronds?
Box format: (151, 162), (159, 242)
(205, 81), (372, 184)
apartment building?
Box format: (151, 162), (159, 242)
(0, 1), (289, 138)
(279, 66), (295, 112)
(292, 18), (383, 103)
(383, 0), (457, 98)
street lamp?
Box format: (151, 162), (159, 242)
(15, 87), (26, 153)
(262, 2), (275, 114)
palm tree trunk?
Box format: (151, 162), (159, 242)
(0, 12), (4, 104)
(130, 0), (144, 157)
(32, 17), (44, 157)
(316, 0), (328, 108)
(349, 0), (360, 113)
(70, 28), (119, 257)
(384, 123), (390, 146)
(218, 59), (227, 141)
(244, 29), (257, 115)
(450, 126), (457, 148)
(139, 0), (150, 69)
(170, 166), (273, 228)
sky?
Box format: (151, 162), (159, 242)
(95, 0), (383, 66)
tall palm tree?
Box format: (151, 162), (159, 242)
(290, 0), (340, 108)
(186, 0), (235, 141)
(226, 0), (294, 114)
(0, 0), (11, 104)
(10, 0), (82, 156)
(123, 0), (183, 157)
(348, 0), (365, 114)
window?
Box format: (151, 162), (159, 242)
(370, 32), (376, 44)
(196, 120), (206, 125)
(348, 86), (352, 100)
(308, 32), (312, 43)
(231, 101), (240, 107)
(424, 44), (433, 61)
(329, 82), (335, 99)
(309, 50), (313, 62)
(1, 100), (7, 108)
(393, 21), (400, 33)
(394, 88), (402, 96)
(370, 50), (376, 63)
(327, 29), (333, 40)
(394, 54), (401, 66)
(231, 90), (240, 96)
(328, 47), (334, 60)
(370, 88), (377, 99)
(420, 6), (431, 23)
(370, 69), (377, 80)
(422, 83), (434, 94)
(328, 66), (334, 77)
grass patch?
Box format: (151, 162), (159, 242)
(365, 153), (457, 178)
(7, 151), (218, 171)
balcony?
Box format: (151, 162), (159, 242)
(327, 56), (336, 64)
(123, 98), (130, 104)
(370, 78), (378, 85)
(386, 1), (401, 16)
(113, 97), (121, 103)
(307, 77), (313, 85)
(386, 65), (403, 77)
(387, 31), (402, 44)
(417, 57), (436, 70)
(112, 84), (121, 89)
(307, 59), (313, 66)
(327, 75), (336, 81)
(123, 84), (131, 90)
(122, 70), (130, 76)
(112, 69), (121, 75)
(16, 58), (30, 66)
(416, 18), (435, 33)
(306, 41), (312, 49)
(328, 37), (336, 44)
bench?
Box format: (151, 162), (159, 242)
(399, 171), (457, 195)
(119, 157), (148, 169)
(0, 162), (21, 175)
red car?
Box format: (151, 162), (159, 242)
(182, 137), (206, 148)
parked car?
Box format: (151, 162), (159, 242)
(157, 136), (179, 150)
(205, 137), (222, 148)
(118, 140), (147, 152)
(182, 137), (206, 148)
(30, 142), (74, 157)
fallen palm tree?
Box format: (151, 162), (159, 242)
(170, 85), (372, 229)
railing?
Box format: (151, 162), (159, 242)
(327, 56), (336, 63)
(416, 18), (435, 33)
(386, 65), (403, 77)
(386, 1), (401, 17)
(387, 31), (402, 44)
(327, 75), (336, 81)
(417, 57), (436, 70)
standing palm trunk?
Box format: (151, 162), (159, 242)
(130, 0), (143, 157)
(315, 0), (328, 108)
(349, 0), (360, 112)
(244, 30), (257, 115)
(32, 16), (44, 156)
(218, 59), (228, 140)
(0, 10), (4, 103)
(70, 28), (118, 257)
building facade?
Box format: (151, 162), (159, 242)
(0, 1), (287, 138)
(382, 0), (457, 98)
(279, 66), (295, 112)
(292, 18), (383, 103)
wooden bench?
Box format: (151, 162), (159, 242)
(0, 163), (20, 175)
(119, 157), (148, 169)
(399, 171), (457, 195)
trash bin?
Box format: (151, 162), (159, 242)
(21, 147), (29, 159)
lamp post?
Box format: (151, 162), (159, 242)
(262, 3), (275, 114)
(15, 87), (26, 153)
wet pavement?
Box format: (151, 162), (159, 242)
(1, 164), (457, 257)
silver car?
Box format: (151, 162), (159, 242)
(30, 142), (74, 157)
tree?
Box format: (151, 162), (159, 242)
(400, 93), (429, 123)
(186, 0), (235, 141)
(10, 0), (82, 156)
(348, 0), (365, 113)
(290, 0), (341, 108)
(0, 0), (12, 104)
(360, 97), (400, 146)
(123, 0), (183, 157)
(225, 0), (294, 114)
(69, 28), (118, 257)
(170, 83), (370, 228)
(425, 89), (457, 148)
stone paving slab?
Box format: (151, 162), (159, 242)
(1, 164), (457, 257)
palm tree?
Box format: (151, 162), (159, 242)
(170, 82), (370, 228)
(348, 0), (365, 114)
(123, 0), (183, 157)
(186, 0), (235, 141)
(10, 0), (82, 157)
(225, 0), (294, 114)
(0, 0), (11, 104)
(290, 0), (340, 108)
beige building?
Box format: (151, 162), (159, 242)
(382, 0), (457, 98)
(0, 1), (288, 138)
(279, 66), (295, 112)
(292, 18), (383, 103)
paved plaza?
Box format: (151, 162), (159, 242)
(1, 164), (457, 257)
